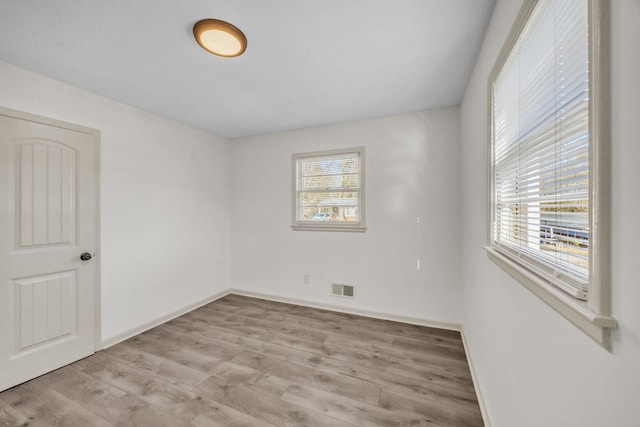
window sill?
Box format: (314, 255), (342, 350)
(484, 245), (617, 350)
(291, 224), (366, 233)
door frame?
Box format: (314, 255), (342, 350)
(0, 106), (101, 351)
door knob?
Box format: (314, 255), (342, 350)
(80, 252), (92, 261)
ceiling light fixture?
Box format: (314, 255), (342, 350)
(193, 19), (247, 58)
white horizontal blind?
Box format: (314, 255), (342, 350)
(492, 0), (590, 297)
(296, 151), (361, 224)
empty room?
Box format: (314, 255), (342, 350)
(0, 1), (638, 426)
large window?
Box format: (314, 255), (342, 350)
(487, 0), (615, 347)
(292, 147), (365, 232)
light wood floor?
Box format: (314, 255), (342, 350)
(0, 294), (484, 426)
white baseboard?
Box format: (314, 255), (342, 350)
(100, 289), (231, 349)
(460, 329), (491, 427)
(228, 288), (462, 332)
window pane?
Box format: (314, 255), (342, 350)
(300, 191), (359, 222)
(302, 173), (359, 190)
(294, 149), (363, 227)
(302, 155), (358, 177)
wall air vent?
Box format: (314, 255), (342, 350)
(331, 283), (355, 298)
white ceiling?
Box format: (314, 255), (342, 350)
(0, 0), (495, 139)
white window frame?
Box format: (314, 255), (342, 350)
(291, 147), (366, 232)
(485, 0), (616, 349)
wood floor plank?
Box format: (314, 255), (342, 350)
(327, 311), (464, 341)
(38, 365), (126, 409)
(103, 341), (211, 389)
(305, 350), (481, 413)
(0, 294), (484, 426)
(231, 350), (382, 406)
(324, 333), (472, 373)
(392, 336), (468, 361)
(106, 393), (192, 427)
(387, 358), (475, 390)
(147, 324), (244, 361)
(214, 315), (390, 371)
(259, 309), (466, 365)
(282, 383), (434, 427)
(208, 383), (354, 427)
(37, 365), (188, 427)
(218, 294), (295, 314)
(379, 389), (484, 427)
(80, 356), (208, 424)
(191, 402), (275, 427)
(200, 300), (267, 318)
(0, 398), (33, 427)
(224, 314), (331, 343)
(305, 320), (397, 349)
(264, 308), (397, 347)
(164, 313), (220, 335)
(164, 313), (273, 345)
(72, 351), (115, 371)
(196, 361), (263, 397)
(387, 347), (472, 374)
(270, 305), (464, 347)
(0, 380), (115, 427)
(125, 329), (227, 374)
(193, 322), (272, 351)
(186, 305), (235, 322)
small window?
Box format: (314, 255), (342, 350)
(486, 0), (616, 347)
(292, 147), (365, 232)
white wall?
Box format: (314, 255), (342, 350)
(460, 1), (640, 426)
(0, 61), (231, 345)
(231, 109), (463, 325)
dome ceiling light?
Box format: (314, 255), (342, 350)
(193, 19), (247, 57)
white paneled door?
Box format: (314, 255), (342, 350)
(0, 109), (99, 392)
